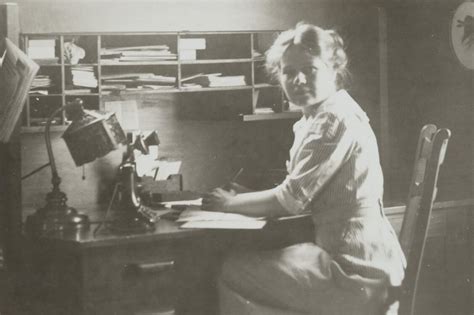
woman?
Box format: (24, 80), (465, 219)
(202, 22), (406, 315)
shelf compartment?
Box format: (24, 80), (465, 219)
(32, 67), (63, 95)
(66, 95), (100, 111)
(101, 34), (178, 64)
(253, 60), (277, 85)
(65, 64), (99, 93)
(253, 32), (279, 59)
(24, 35), (61, 65)
(241, 111), (302, 122)
(101, 64), (178, 92)
(177, 89), (253, 120)
(179, 33), (251, 60)
(63, 35), (99, 65)
(28, 95), (64, 126)
(180, 63), (251, 89)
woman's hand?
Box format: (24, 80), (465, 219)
(201, 187), (236, 211)
(224, 182), (253, 194)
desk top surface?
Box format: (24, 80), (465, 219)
(26, 213), (313, 250)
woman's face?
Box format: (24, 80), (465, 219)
(279, 44), (337, 107)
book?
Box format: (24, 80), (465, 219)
(0, 38), (40, 142)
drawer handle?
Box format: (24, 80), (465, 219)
(123, 260), (175, 279)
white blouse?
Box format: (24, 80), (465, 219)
(274, 89), (384, 216)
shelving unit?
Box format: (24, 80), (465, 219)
(21, 31), (301, 131)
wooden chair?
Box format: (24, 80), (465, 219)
(384, 125), (451, 315)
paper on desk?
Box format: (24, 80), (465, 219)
(177, 210), (264, 222)
(134, 146), (160, 177)
(180, 220), (266, 229)
(161, 198), (202, 208)
(155, 160), (182, 180)
(177, 209), (266, 229)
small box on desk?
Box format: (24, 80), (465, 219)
(140, 174), (187, 204)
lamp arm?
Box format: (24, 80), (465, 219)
(44, 105), (67, 187)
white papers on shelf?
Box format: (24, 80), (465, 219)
(180, 73), (246, 88)
(0, 38), (39, 142)
(100, 45), (177, 63)
(177, 209), (266, 229)
(28, 39), (56, 60)
(71, 66), (98, 88)
(179, 38), (206, 50)
(179, 49), (197, 60)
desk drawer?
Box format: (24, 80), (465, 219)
(82, 241), (179, 309)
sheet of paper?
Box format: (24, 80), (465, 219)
(134, 145), (160, 177)
(180, 220), (266, 229)
(177, 209), (264, 222)
(161, 198), (202, 208)
(155, 160), (182, 180)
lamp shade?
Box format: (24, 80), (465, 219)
(63, 109), (126, 166)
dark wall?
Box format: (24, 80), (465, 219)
(387, 2), (473, 201)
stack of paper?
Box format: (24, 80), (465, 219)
(102, 72), (176, 90)
(0, 38), (39, 142)
(180, 73), (246, 88)
(71, 66), (98, 88)
(177, 207), (266, 229)
(100, 45), (177, 63)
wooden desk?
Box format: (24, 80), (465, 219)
(11, 214), (313, 315)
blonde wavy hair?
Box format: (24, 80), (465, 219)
(265, 22), (349, 88)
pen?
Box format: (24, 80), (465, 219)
(229, 168), (244, 183)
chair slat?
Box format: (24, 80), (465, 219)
(384, 125), (451, 315)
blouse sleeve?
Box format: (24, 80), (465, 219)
(274, 113), (356, 214)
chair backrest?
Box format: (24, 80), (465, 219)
(397, 124), (451, 315)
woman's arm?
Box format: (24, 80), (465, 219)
(202, 188), (288, 218)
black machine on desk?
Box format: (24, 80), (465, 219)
(108, 130), (183, 233)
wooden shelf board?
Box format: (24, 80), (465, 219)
(21, 125), (68, 133)
(102, 89), (180, 95)
(65, 93), (100, 96)
(29, 94), (62, 97)
(35, 63), (61, 67)
(253, 83), (279, 89)
(100, 61), (178, 66)
(179, 86), (252, 92)
(241, 111), (301, 121)
(65, 63), (98, 67)
(181, 58), (252, 64)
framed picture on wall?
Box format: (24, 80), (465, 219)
(450, 1), (474, 70)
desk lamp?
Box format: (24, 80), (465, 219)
(26, 98), (126, 236)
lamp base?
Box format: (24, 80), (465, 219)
(26, 206), (90, 237)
